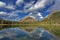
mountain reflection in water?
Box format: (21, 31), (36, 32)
(0, 28), (59, 40)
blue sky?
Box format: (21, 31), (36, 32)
(0, 0), (59, 21)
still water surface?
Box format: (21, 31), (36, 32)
(0, 27), (59, 40)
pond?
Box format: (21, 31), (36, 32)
(0, 27), (59, 40)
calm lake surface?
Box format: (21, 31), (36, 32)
(0, 27), (59, 40)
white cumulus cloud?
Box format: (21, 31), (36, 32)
(8, 13), (18, 18)
(48, 0), (60, 12)
(24, 1), (35, 9)
(5, 5), (15, 10)
(37, 13), (42, 16)
(0, 1), (15, 10)
(37, 12), (43, 19)
(0, 1), (6, 7)
(16, 0), (24, 5)
(0, 12), (7, 15)
(0, 11), (18, 20)
(28, 0), (47, 11)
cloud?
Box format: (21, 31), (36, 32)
(28, 0), (47, 11)
(16, 0), (24, 5)
(0, 12), (7, 15)
(48, 0), (60, 12)
(0, 0), (56, 20)
(0, 1), (6, 7)
(37, 12), (43, 19)
(0, 12), (8, 17)
(0, 11), (18, 17)
(40, 16), (43, 19)
(37, 13), (42, 16)
(0, 11), (18, 20)
(5, 4), (15, 10)
(0, 1), (15, 10)
(29, 12), (43, 20)
(8, 13), (18, 18)
(29, 13), (33, 15)
(24, 1), (35, 9)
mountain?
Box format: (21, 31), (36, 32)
(20, 16), (37, 22)
(40, 11), (60, 24)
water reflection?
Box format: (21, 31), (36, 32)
(0, 28), (59, 40)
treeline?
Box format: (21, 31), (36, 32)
(0, 20), (38, 29)
(0, 20), (20, 29)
